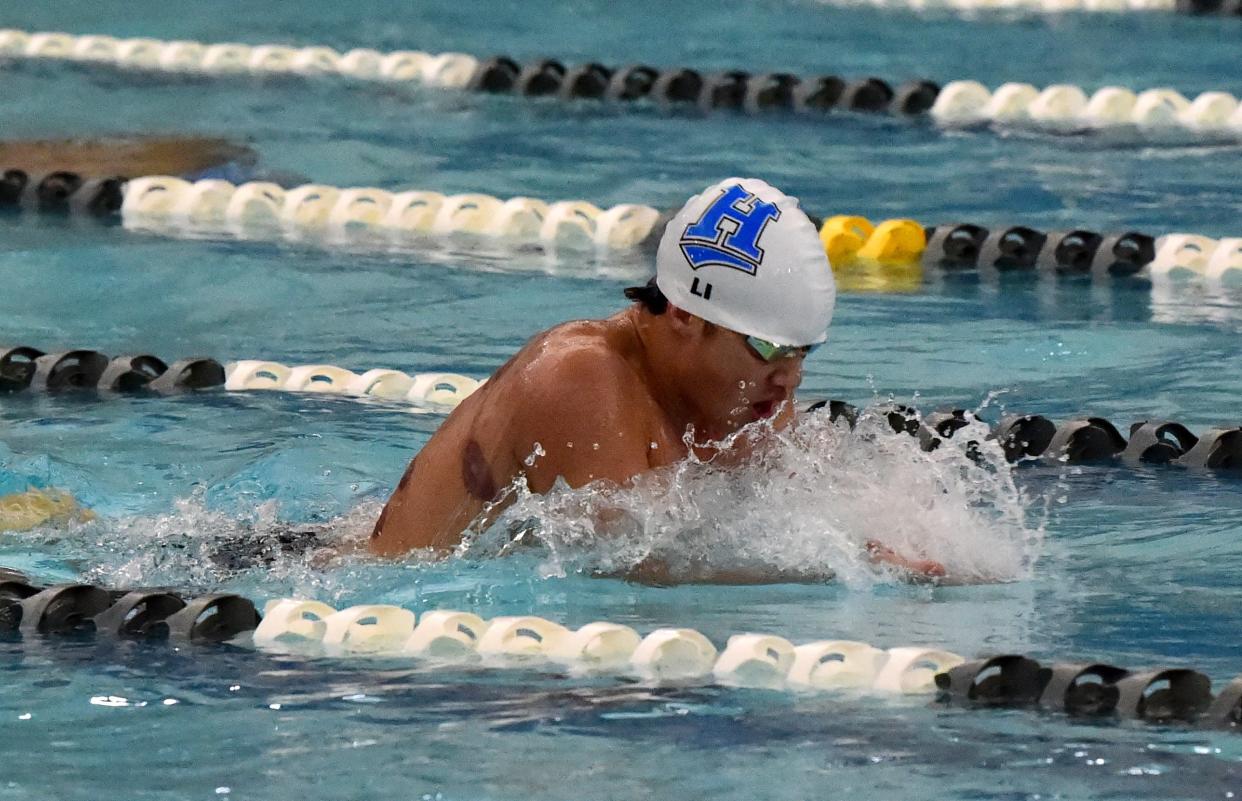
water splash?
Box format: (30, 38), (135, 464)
(7, 403), (1042, 593)
(26, 491), (382, 593)
(465, 404), (1044, 587)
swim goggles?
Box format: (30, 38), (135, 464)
(744, 335), (820, 362)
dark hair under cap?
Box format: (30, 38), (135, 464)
(623, 277), (668, 314)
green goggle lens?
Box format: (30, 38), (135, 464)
(745, 336), (820, 362)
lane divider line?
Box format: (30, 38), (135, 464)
(0, 574), (1238, 729)
(4, 29), (1241, 141)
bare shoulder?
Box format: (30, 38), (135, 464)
(505, 318), (643, 409)
(497, 315), (657, 489)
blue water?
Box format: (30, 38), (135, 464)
(3, 1), (1242, 799)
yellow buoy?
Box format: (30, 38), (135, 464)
(820, 215), (874, 264)
(856, 218), (927, 263)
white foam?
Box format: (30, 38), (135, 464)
(44, 402), (1039, 593)
(467, 404), (1043, 586)
(66, 492), (384, 592)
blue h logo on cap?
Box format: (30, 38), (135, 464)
(679, 184), (782, 276)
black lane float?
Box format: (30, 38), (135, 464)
(0, 346), (223, 393)
(936, 655), (1238, 727)
(812, 400), (1242, 470)
(919, 224), (1158, 277)
(1, 168), (125, 216)
(0, 575), (258, 642)
(1177, 0), (1242, 13)
(466, 56), (941, 117)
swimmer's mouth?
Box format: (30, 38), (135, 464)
(752, 399), (777, 419)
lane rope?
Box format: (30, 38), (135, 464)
(118, 175), (663, 249)
(0, 572), (1237, 729)
(111, 176), (1242, 285)
(0, 347), (482, 408)
(0, 29), (480, 88)
(834, 216), (1242, 285)
(10, 168), (1240, 286)
(814, 400), (1242, 470)
(4, 346), (1240, 473)
(4, 29), (1242, 142)
(257, 600), (968, 690)
(931, 81), (1242, 136)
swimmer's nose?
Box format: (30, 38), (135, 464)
(768, 356), (803, 390)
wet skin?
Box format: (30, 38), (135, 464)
(369, 303), (803, 555)
(369, 303), (946, 581)
(0, 136), (256, 178)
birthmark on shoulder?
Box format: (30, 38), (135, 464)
(371, 457), (419, 540)
(462, 439), (498, 501)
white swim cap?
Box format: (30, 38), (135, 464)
(655, 177), (835, 346)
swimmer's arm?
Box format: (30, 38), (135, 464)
(370, 438), (486, 556)
(511, 351), (656, 493)
(615, 548), (943, 587)
(614, 558), (832, 587)
(611, 541), (946, 586)
(864, 540), (946, 580)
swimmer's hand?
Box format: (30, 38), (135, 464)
(865, 540), (946, 582)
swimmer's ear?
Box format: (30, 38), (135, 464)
(665, 304), (710, 339)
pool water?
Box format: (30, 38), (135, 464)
(2, 1), (1242, 799)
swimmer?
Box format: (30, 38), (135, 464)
(0, 135), (257, 180)
(370, 178), (946, 582)
(0, 488), (95, 532)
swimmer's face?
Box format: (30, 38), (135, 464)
(681, 316), (808, 435)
